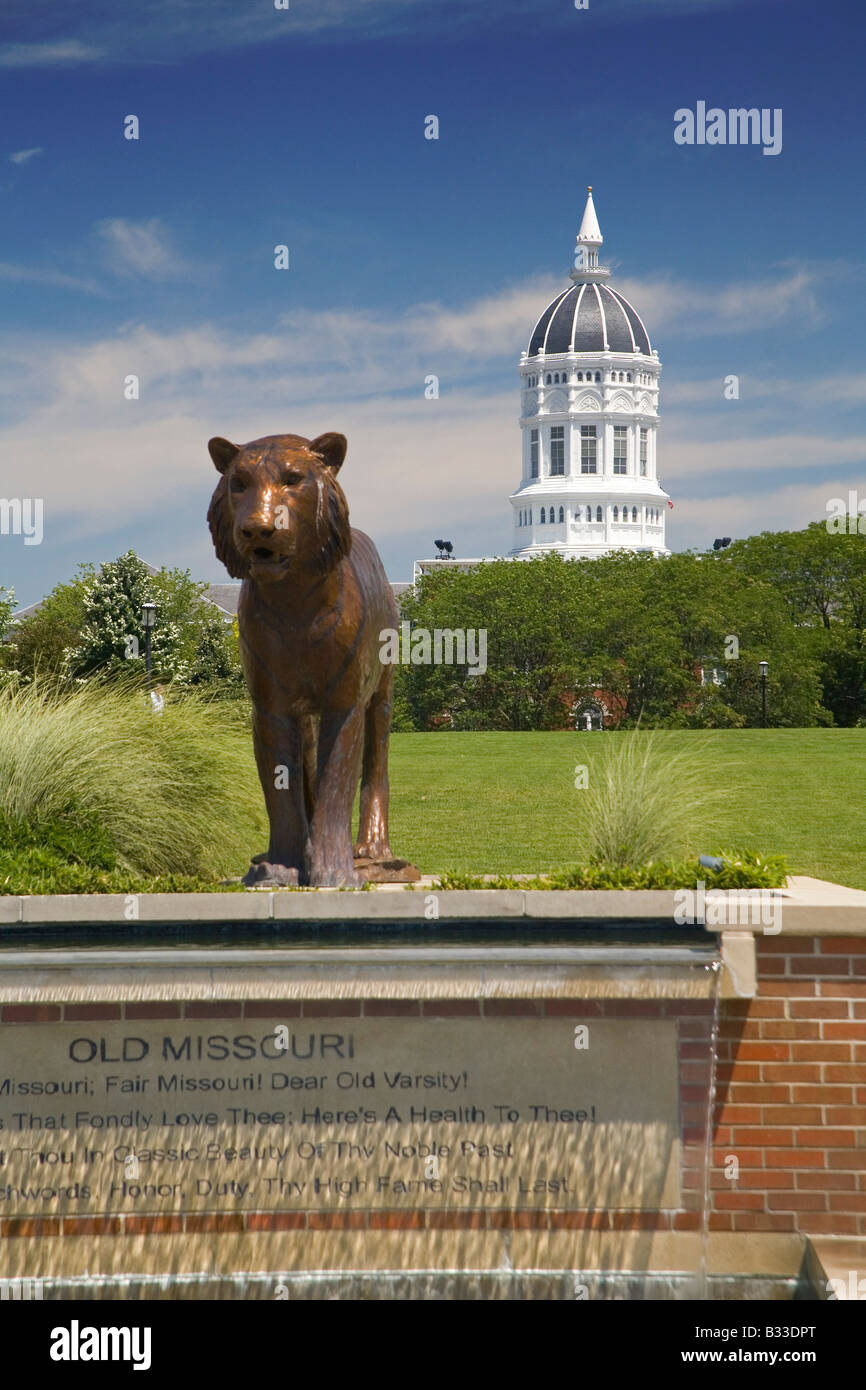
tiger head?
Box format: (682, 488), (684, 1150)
(207, 431), (352, 582)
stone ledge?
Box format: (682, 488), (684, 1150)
(0, 960), (719, 1005)
(0, 1228), (808, 1281)
(806, 1236), (866, 1299)
(0, 875), (863, 932)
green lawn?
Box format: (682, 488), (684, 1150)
(387, 730), (866, 889)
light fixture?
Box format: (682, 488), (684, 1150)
(141, 602), (157, 684)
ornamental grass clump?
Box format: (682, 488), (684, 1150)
(576, 730), (715, 869)
(0, 678), (264, 879)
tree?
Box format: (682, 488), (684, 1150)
(1, 567), (93, 678)
(70, 551), (170, 680)
(720, 524), (866, 725)
(69, 552), (242, 689)
(395, 548), (827, 730)
(0, 585), (16, 674)
(400, 555), (582, 730)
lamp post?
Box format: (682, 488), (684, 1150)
(141, 602), (156, 686)
(759, 660), (769, 728)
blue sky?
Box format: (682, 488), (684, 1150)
(0, 0), (864, 604)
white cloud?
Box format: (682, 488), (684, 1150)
(667, 480), (853, 549)
(0, 41), (102, 68)
(617, 265), (821, 339)
(666, 371), (866, 409)
(0, 255), (859, 573)
(0, 262), (101, 294)
(96, 218), (192, 280)
(662, 429), (866, 486)
(0, 0), (750, 65)
(9, 147), (43, 165)
(281, 262), (811, 391)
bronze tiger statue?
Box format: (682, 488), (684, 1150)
(207, 430), (417, 888)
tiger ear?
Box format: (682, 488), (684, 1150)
(308, 432), (347, 473)
(208, 437), (241, 474)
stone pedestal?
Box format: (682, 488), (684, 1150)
(1, 880), (863, 1298)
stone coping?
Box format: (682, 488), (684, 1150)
(806, 1237), (866, 1300)
(0, 875), (863, 934)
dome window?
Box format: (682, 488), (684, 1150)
(546, 374), (552, 385)
(559, 506), (564, 523)
(580, 425), (597, 474)
(549, 425), (565, 476)
(540, 507), (546, 524)
(596, 505), (602, 523)
(633, 507), (638, 522)
(585, 506), (592, 522)
(613, 506), (619, 521)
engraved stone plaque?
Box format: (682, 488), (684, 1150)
(0, 1018), (681, 1215)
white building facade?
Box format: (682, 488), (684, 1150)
(510, 188), (670, 560)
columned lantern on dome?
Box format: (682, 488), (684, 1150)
(510, 187), (670, 561)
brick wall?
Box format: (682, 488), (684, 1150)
(713, 934), (866, 1238)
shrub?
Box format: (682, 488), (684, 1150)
(435, 851), (788, 891)
(0, 679), (264, 880)
(575, 730), (714, 867)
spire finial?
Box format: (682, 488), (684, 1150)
(570, 185), (610, 284)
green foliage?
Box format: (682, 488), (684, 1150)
(0, 678), (265, 880)
(70, 551), (156, 679)
(575, 729), (712, 866)
(2, 568), (92, 679)
(4, 550), (244, 691)
(718, 523), (866, 725)
(0, 810), (248, 894)
(390, 667), (417, 732)
(68, 551), (242, 688)
(398, 548), (829, 730)
(0, 585), (17, 652)
(434, 849), (789, 890)
(148, 567), (243, 692)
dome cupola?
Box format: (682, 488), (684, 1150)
(509, 187), (670, 563)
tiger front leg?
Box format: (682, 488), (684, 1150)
(309, 705), (365, 887)
(243, 705), (311, 887)
(355, 665), (393, 862)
